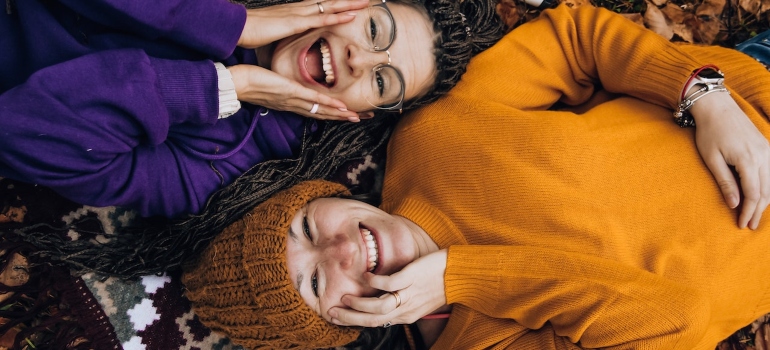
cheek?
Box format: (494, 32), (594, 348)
(334, 88), (376, 112)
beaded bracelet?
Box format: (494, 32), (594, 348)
(674, 85), (730, 127)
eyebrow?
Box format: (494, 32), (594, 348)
(288, 227), (303, 291)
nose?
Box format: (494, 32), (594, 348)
(322, 233), (358, 270)
(347, 44), (389, 77)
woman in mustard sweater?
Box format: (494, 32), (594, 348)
(181, 4), (770, 350)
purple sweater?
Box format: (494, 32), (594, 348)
(0, 0), (312, 217)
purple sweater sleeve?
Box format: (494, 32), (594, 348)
(0, 49), (220, 217)
(55, 0), (247, 59)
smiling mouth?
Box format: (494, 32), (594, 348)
(361, 225), (379, 272)
(305, 39), (336, 86)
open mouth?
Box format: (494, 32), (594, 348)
(305, 39), (336, 86)
(361, 225), (379, 272)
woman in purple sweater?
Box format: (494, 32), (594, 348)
(0, 0), (503, 217)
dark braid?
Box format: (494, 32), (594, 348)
(3, 0), (503, 279)
(407, 0), (506, 109)
(6, 118), (395, 278)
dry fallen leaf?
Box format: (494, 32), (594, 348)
(661, 2), (689, 23)
(692, 15), (722, 44)
(0, 205), (26, 224)
(563, 0), (587, 8)
(644, 1), (675, 40)
(496, 0), (521, 31)
(762, 0), (770, 14)
(697, 0), (727, 16)
(741, 0), (761, 14)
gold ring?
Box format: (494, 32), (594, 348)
(316, 2), (324, 14)
(391, 290), (402, 308)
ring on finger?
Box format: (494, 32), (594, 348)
(309, 103), (320, 114)
(382, 321), (392, 328)
(391, 290), (402, 309)
(316, 2), (325, 14)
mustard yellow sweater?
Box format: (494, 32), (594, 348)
(379, 5), (770, 350)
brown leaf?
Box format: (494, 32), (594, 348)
(0, 205), (25, 223)
(741, 0), (760, 13)
(762, 0), (770, 14)
(0, 321), (19, 349)
(691, 15), (721, 44)
(644, 1), (675, 40)
(697, 0), (727, 16)
(621, 12), (645, 26)
(0, 253), (29, 288)
(495, 0), (521, 31)
(661, 3), (689, 23)
(649, 0), (667, 8)
(673, 22), (695, 42)
(563, 0), (587, 8)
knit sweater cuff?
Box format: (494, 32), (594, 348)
(444, 245), (507, 307)
(637, 47), (705, 110)
(148, 57), (219, 126)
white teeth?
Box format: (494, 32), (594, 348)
(320, 40), (335, 85)
(361, 228), (378, 272)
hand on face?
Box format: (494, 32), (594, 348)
(690, 89), (770, 230)
(327, 249), (448, 328)
(238, 0), (369, 49)
(227, 64), (372, 121)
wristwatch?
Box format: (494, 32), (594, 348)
(691, 68), (725, 90)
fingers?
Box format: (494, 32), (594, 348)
(748, 164), (770, 230)
(303, 103), (361, 122)
(305, 0), (369, 14)
(342, 292), (401, 317)
(735, 160), (761, 229)
(304, 0), (367, 28)
(293, 89), (362, 122)
(703, 154), (741, 210)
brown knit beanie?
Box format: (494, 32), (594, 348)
(181, 180), (361, 349)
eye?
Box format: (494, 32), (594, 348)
(303, 215), (312, 242)
(369, 16), (378, 43)
(375, 70), (385, 96)
(311, 270), (319, 297)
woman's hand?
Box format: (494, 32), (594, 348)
(327, 249), (449, 327)
(228, 64), (368, 121)
(690, 90), (770, 230)
(238, 0), (369, 49)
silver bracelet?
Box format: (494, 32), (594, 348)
(673, 84), (729, 127)
(214, 62), (241, 119)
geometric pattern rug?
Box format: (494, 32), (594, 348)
(0, 151), (384, 349)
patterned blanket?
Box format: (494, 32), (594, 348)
(0, 148), (385, 349)
(2, 1), (769, 347)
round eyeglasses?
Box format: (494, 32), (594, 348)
(363, 0), (405, 113)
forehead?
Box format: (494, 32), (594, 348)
(386, 1), (438, 101)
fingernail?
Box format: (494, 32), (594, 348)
(348, 117), (360, 123)
(728, 195), (739, 208)
(331, 318), (341, 325)
(328, 309), (338, 318)
(345, 11), (357, 16)
(338, 107), (348, 112)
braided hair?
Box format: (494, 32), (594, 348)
(3, 0), (504, 279)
